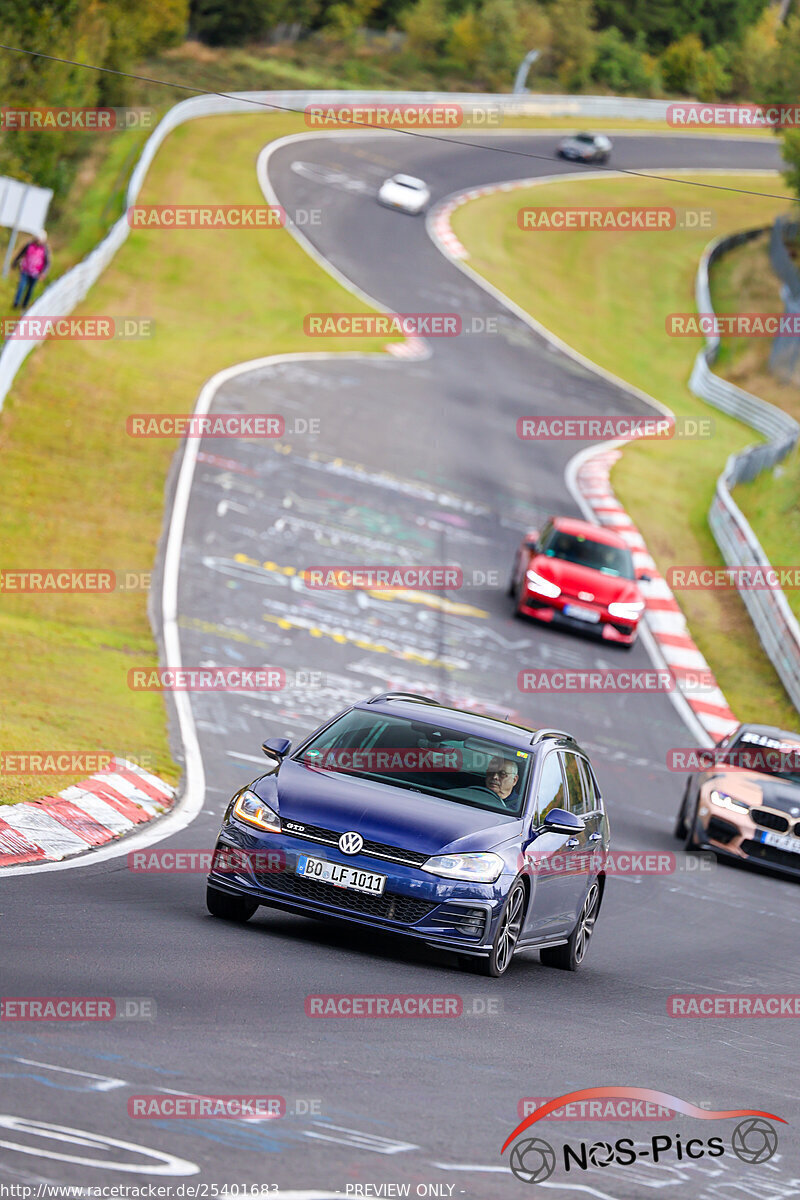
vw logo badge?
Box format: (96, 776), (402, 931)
(339, 831), (364, 855)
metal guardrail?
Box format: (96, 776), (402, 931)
(768, 214), (800, 382)
(0, 89), (681, 413)
(692, 230), (800, 713)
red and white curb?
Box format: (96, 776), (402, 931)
(575, 449), (738, 741)
(0, 758), (175, 867)
(387, 335), (428, 359)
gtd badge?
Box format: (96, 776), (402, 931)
(339, 831), (364, 855)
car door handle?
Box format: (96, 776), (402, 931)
(588, 832), (603, 842)
(565, 837), (580, 848)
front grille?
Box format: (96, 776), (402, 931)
(706, 816), (738, 845)
(434, 904), (488, 940)
(254, 868), (435, 924)
(280, 820), (428, 868)
(741, 839), (800, 872)
(751, 808), (790, 833)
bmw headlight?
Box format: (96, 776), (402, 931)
(709, 789), (749, 814)
(421, 852), (504, 883)
(232, 789), (281, 833)
(607, 600), (645, 620)
(526, 570), (561, 599)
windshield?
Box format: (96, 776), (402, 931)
(295, 709), (532, 816)
(722, 732), (800, 785)
(539, 528), (634, 579)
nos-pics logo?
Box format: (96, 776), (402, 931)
(502, 1088), (784, 1184)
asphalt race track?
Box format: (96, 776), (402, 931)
(2, 132), (798, 1199)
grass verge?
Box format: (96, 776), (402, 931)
(0, 112), (396, 805)
(451, 171), (799, 729)
(709, 230), (800, 632)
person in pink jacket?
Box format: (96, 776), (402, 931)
(12, 231), (50, 309)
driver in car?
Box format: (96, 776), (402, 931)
(485, 757), (520, 807)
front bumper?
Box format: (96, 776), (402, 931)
(694, 803), (800, 878)
(516, 589), (638, 645)
(207, 829), (511, 956)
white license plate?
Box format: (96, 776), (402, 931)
(761, 830), (800, 855)
(563, 604), (601, 624)
(297, 854), (386, 895)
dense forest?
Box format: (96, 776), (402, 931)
(1, 0), (799, 199)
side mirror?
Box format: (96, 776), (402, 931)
(262, 737), (291, 763)
(539, 808), (585, 835)
(636, 569), (653, 583)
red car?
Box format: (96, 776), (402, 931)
(509, 517), (649, 647)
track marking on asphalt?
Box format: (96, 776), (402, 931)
(260, 609), (463, 669)
(303, 1123), (418, 1154)
(0, 1115), (198, 1175)
(2, 1058), (126, 1091)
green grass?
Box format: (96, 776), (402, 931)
(0, 112), (398, 805)
(709, 231), (800, 630)
(452, 171), (800, 729)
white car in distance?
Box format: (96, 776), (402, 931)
(377, 173), (431, 215)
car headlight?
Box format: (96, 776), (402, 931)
(526, 569), (561, 599)
(607, 600), (645, 620)
(709, 789), (749, 814)
(421, 852), (504, 883)
(232, 789), (281, 833)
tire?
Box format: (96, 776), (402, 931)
(206, 884), (258, 923)
(507, 554), (519, 597)
(540, 879), (601, 972)
(674, 781), (692, 840)
(472, 880), (527, 978)
(683, 797), (702, 851)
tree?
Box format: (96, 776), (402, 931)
(400, 0), (450, 61)
(549, 0), (596, 91)
(475, 0), (525, 89)
(592, 29), (656, 95)
(592, 0), (770, 54)
(189, 0), (284, 45)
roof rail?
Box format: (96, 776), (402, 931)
(529, 727), (574, 745)
(366, 692), (441, 706)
